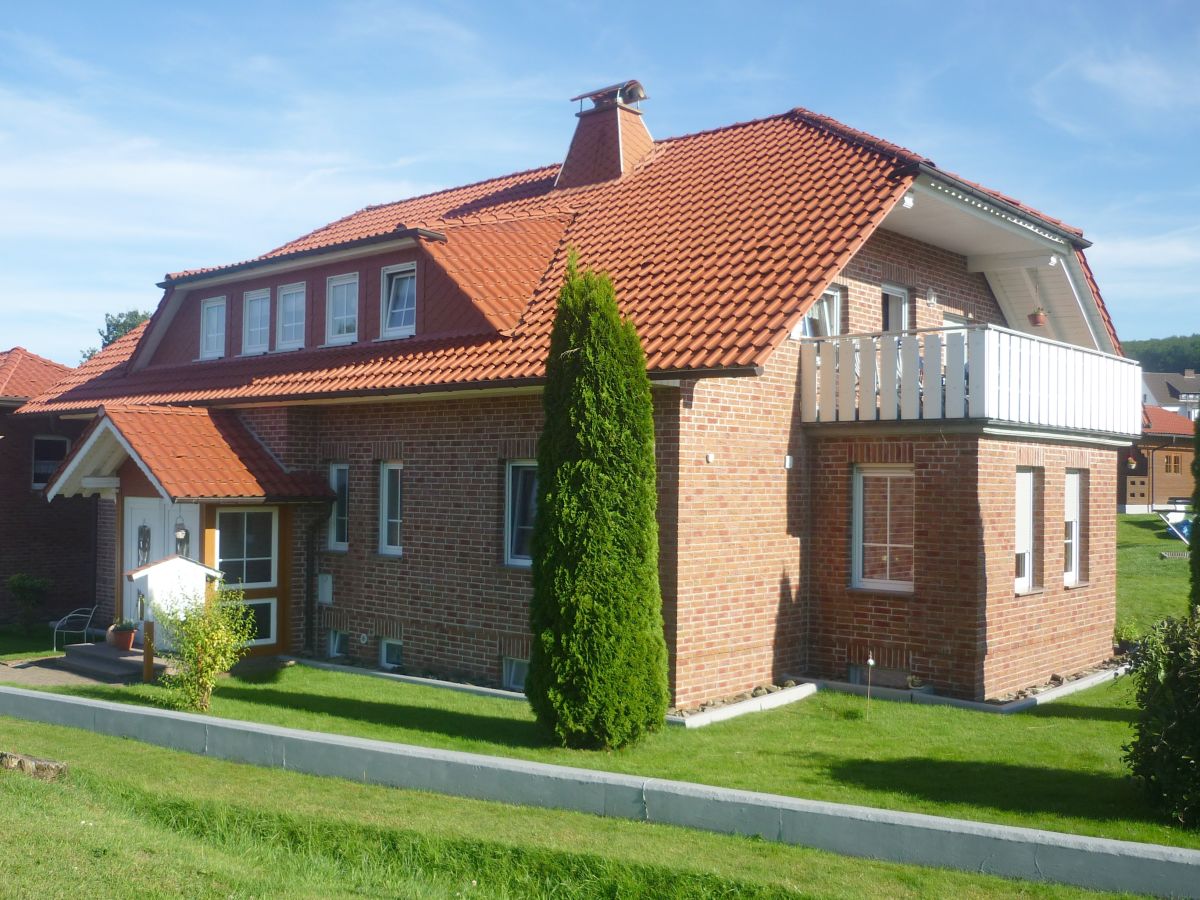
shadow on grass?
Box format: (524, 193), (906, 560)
(1028, 702), (1138, 725)
(1121, 518), (1176, 541)
(826, 757), (1149, 822)
(214, 685), (551, 749)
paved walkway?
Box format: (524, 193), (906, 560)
(0, 657), (118, 687)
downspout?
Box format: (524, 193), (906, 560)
(303, 506), (325, 655)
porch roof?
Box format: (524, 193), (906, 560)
(45, 404), (333, 503)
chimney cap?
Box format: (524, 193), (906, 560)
(569, 80), (647, 108)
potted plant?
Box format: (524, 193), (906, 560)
(109, 619), (138, 652)
(1027, 307), (1048, 327)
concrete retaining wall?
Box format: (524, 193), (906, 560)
(0, 685), (1196, 897)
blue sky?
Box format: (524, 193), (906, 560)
(1, 1), (1197, 365)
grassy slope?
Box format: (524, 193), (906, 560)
(1116, 514), (1191, 634)
(0, 716), (1105, 899)
(37, 662), (1198, 851)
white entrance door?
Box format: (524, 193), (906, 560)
(123, 497), (169, 623)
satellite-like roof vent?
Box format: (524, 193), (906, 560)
(556, 80), (654, 190)
(569, 80), (648, 111)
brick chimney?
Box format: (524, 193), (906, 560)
(555, 80), (654, 190)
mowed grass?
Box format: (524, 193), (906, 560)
(0, 625), (62, 662)
(1116, 514), (1192, 634)
(0, 716), (1108, 899)
(38, 661), (1197, 851)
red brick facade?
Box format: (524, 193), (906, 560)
(0, 410), (98, 622)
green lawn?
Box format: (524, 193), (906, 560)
(35, 660), (1197, 852)
(1116, 514), (1192, 634)
(0, 716), (1105, 899)
(0, 625), (62, 662)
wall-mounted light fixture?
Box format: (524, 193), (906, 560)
(174, 515), (190, 558)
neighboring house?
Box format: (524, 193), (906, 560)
(1120, 406), (1196, 513)
(1142, 369), (1200, 422)
(24, 82), (1142, 704)
(0, 348), (99, 621)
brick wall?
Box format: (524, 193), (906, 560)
(0, 410), (97, 622)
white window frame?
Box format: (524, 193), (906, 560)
(31, 435), (70, 490)
(216, 507), (279, 589)
(325, 273), (359, 345)
(379, 263), (417, 339)
(242, 288), (271, 355)
(502, 656), (529, 692)
(276, 281), (306, 351)
(379, 638), (404, 671)
(328, 628), (349, 658)
(851, 465), (914, 592)
(378, 462), (403, 556)
(328, 463), (349, 551)
(882, 283), (909, 334)
(199, 296), (227, 359)
(797, 286), (842, 338)
(1064, 470), (1082, 587)
(1015, 468), (1035, 594)
(505, 460), (538, 567)
(242, 597), (278, 647)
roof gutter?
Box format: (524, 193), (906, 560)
(157, 227), (448, 289)
(916, 164), (1091, 249)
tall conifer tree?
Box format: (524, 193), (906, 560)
(526, 257), (669, 749)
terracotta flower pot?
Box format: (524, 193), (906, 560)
(111, 629), (136, 652)
(1028, 311), (1048, 327)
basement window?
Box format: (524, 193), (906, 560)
(503, 656), (529, 692)
(380, 639), (403, 671)
(31, 436), (70, 489)
(328, 629), (349, 658)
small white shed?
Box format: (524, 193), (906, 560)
(124, 554), (223, 643)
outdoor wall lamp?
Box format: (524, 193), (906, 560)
(174, 515), (190, 558)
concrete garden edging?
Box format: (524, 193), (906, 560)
(0, 685), (1196, 896)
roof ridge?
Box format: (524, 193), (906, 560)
(360, 163), (560, 215)
(787, 106), (928, 165)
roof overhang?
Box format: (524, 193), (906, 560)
(880, 173), (1115, 354)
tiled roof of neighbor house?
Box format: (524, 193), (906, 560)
(21, 101), (1120, 414)
(1143, 370), (1200, 404)
(94, 404), (333, 501)
(1142, 405), (1197, 437)
(0, 347), (71, 402)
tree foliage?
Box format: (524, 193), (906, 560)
(1124, 615), (1200, 826)
(154, 588), (256, 712)
(5, 573), (51, 636)
(81, 309), (150, 362)
(1122, 333), (1200, 374)
(526, 257), (669, 750)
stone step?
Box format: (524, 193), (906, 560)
(61, 643), (168, 682)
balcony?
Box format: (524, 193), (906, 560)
(798, 324), (1141, 439)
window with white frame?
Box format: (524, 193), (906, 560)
(378, 462), (403, 555)
(505, 461), (538, 566)
(216, 509), (277, 588)
(243, 598), (277, 646)
(882, 284), (909, 333)
(1015, 468), (1035, 593)
(277, 282), (305, 350)
(380, 263), (417, 338)
(31, 436), (70, 489)
(242, 289), (270, 354)
(799, 286), (842, 337)
(851, 466), (914, 591)
(380, 639), (403, 671)
(200, 296), (226, 359)
(1064, 470), (1084, 586)
(325, 273), (359, 344)
(328, 629), (349, 658)
(328, 463), (349, 550)
(502, 656), (529, 692)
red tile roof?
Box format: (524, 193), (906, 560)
(0, 347), (71, 402)
(1142, 405), (1197, 437)
(22, 103), (1121, 413)
(96, 404), (331, 501)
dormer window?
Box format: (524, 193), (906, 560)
(326, 273), (359, 345)
(200, 296), (226, 359)
(380, 264), (417, 339)
(276, 282), (306, 350)
(242, 289), (270, 355)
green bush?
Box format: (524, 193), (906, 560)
(6, 573), (51, 635)
(1123, 614), (1200, 826)
(526, 257), (669, 750)
(154, 589), (256, 712)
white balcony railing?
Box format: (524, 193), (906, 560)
(798, 324), (1142, 437)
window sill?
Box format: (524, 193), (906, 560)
(194, 355), (225, 363)
(376, 549), (404, 559)
(319, 340), (358, 349)
(503, 560), (533, 571)
(272, 345), (304, 353)
(1015, 587), (1046, 598)
(847, 584), (914, 597)
(1064, 580), (1090, 590)
(374, 332), (415, 343)
(322, 547), (349, 555)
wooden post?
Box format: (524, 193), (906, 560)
(142, 620), (155, 683)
